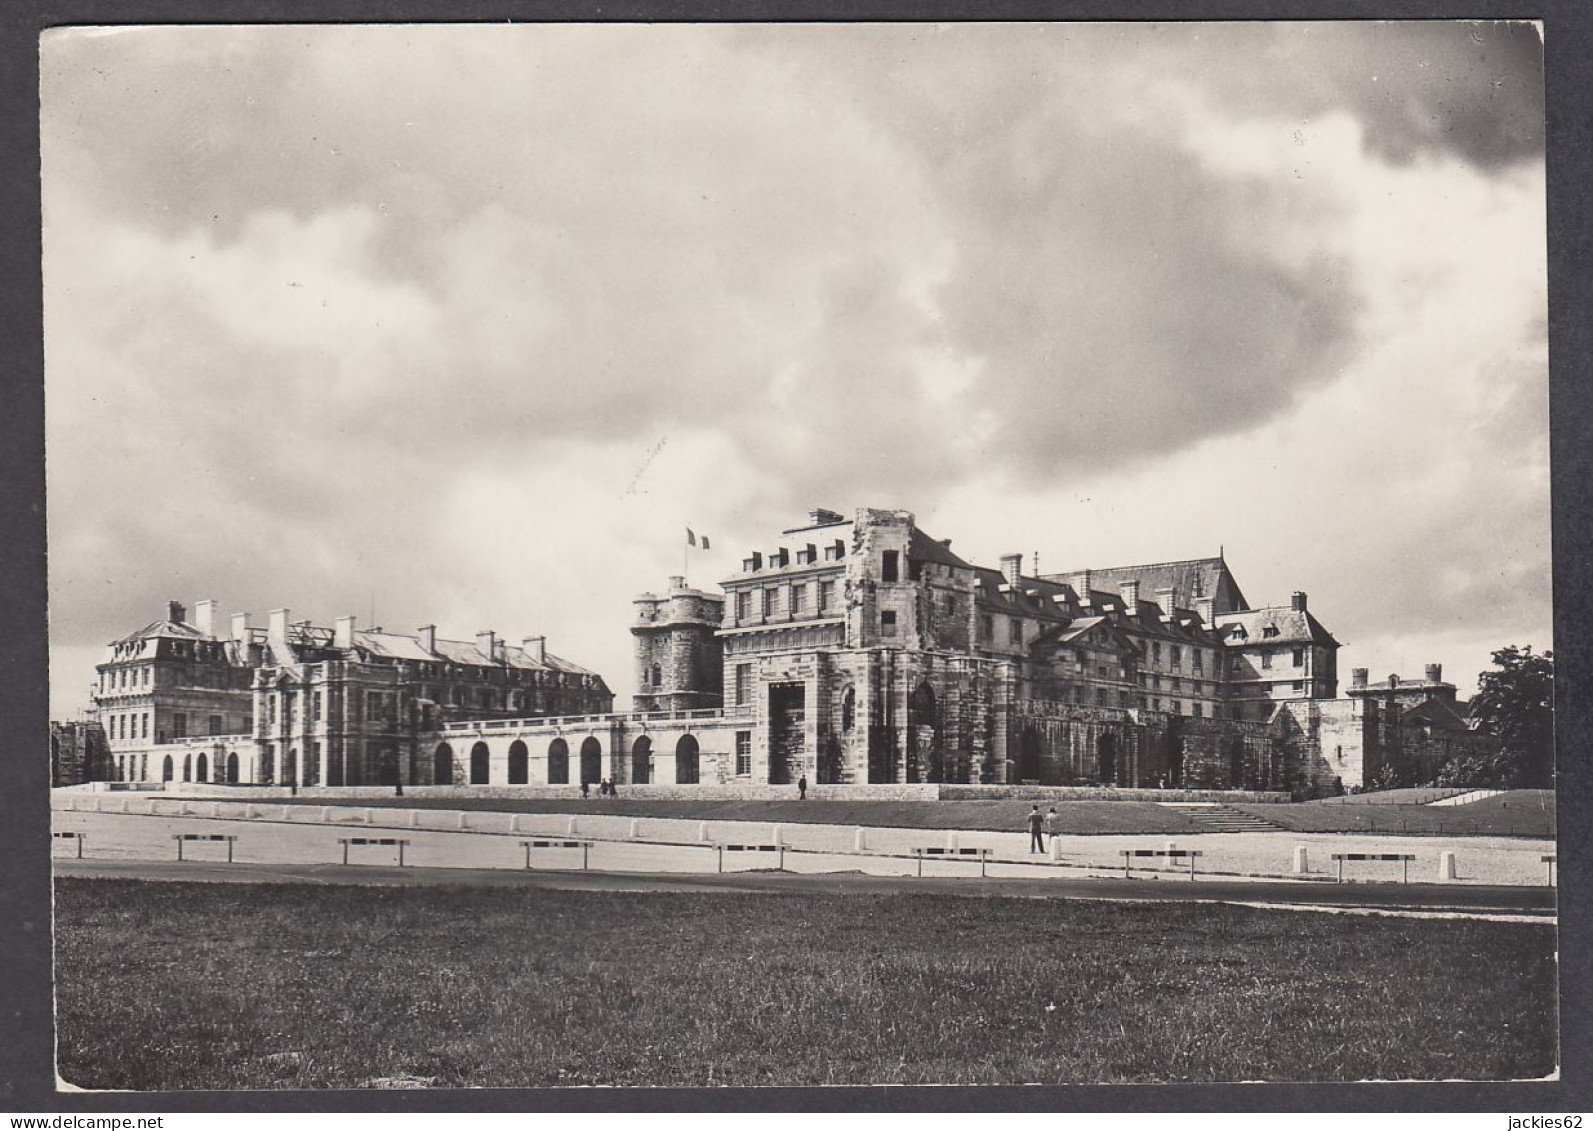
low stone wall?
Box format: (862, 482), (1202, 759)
(156, 782), (941, 802)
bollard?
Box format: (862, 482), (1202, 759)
(322, 807), (335, 823)
(211, 802), (223, 819)
(92, 796), (102, 813)
(1294, 845), (1309, 875)
(408, 810), (420, 829)
(567, 816), (579, 836)
(282, 806), (293, 821)
(629, 818), (640, 839)
(946, 832), (960, 852)
(1438, 851), (1457, 881)
(854, 828), (868, 852)
(118, 797), (129, 813)
(458, 812), (470, 831)
(365, 808), (375, 826)
(509, 814), (521, 834)
(1050, 836), (1063, 862)
(245, 804), (257, 819)
(772, 824), (783, 846)
(698, 821), (711, 843)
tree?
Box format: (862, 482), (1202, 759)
(1445, 645), (1554, 788)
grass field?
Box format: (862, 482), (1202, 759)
(54, 878), (1557, 1089)
(261, 793), (1556, 838)
(1238, 791), (1555, 838)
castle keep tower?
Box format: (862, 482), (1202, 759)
(632, 576), (725, 713)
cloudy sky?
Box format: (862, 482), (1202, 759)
(42, 21), (1548, 715)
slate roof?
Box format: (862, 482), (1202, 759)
(110, 618), (209, 646)
(1214, 607), (1340, 648)
(1043, 557), (1248, 614)
(355, 629), (597, 676)
(909, 526), (975, 571)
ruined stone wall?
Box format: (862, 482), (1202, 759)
(1175, 716), (1281, 790)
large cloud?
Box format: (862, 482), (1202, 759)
(42, 23), (1548, 710)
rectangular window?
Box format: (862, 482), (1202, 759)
(1194, 650), (1205, 672)
(172, 713), (187, 739)
(908, 559), (923, 582)
(763, 588), (777, 618)
(209, 714), (223, 736)
(978, 614), (993, 642)
(1293, 648), (1305, 667)
(881, 550), (899, 583)
(819, 579), (837, 613)
(1193, 702), (1204, 718)
(1008, 618), (1022, 645)
(735, 663), (752, 706)
(735, 731), (752, 777)
(1152, 642), (1161, 661)
(1261, 653), (1273, 670)
(943, 593), (956, 615)
(792, 584), (806, 614)
(142, 712), (149, 739)
(881, 610), (898, 636)
(1292, 681), (1304, 693)
(735, 590), (750, 622)
(1171, 646), (1182, 668)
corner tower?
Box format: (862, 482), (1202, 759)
(632, 576), (726, 712)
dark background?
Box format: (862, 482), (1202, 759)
(3, 0), (1588, 1114)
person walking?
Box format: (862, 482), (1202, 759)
(1043, 806), (1058, 844)
(1027, 806), (1045, 854)
(580, 780), (590, 799)
(798, 775), (808, 801)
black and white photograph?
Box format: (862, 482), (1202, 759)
(34, 17), (1566, 1096)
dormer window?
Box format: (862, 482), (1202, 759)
(1262, 625), (1280, 639)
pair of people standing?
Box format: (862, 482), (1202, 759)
(1027, 806), (1059, 853)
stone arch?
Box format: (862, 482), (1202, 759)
(1017, 727), (1042, 784)
(226, 751), (239, 784)
(508, 740), (529, 785)
(632, 735), (653, 785)
(1098, 732), (1119, 786)
(162, 754), (174, 782)
(579, 737), (602, 787)
(433, 742), (454, 786)
(907, 682), (938, 784)
(650, 662), (662, 688)
(675, 733), (699, 784)
(197, 752), (209, 783)
(182, 753), (192, 783)
(470, 741), (490, 785)
(547, 738), (570, 785)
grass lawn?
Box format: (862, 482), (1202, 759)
(54, 878), (1557, 1089)
(263, 794), (1556, 838)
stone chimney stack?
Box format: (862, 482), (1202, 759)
(194, 599), (218, 637)
(523, 636), (547, 664)
(334, 615), (356, 650)
(230, 612), (250, 642)
(1195, 595), (1216, 625)
(999, 553), (1023, 586)
(1072, 570), (1093, 607)
(167, 600), (187, 625)
(268, 609), (290, 646)
(1425, 663), (1443, 684)
(1156, 586), (1177, 616)
(477, 630), (500, 661)
(1291, 591), (1308, 612)
(418, 625), (437, 653)
(1351, 667), (1368, 689)
(1120, 580), (1141, 615)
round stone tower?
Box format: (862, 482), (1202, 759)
(631, 576), (726, 713)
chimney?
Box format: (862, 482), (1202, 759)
(1195, 596), (1216, 625)
(1291, 591), (1308, 612)
(1425, 663), (1443, 684)
(809, 508), (844, 526)
(334, 615), (356, 650)
(1072, 570), (1093, 606)
(999, 553), (1023, 586)
(1156, 586), (1177, 616)
(230, 612), (250, 643)
(1351, 667), (1368, 689)
(477, 630), (500, 661)
(167, 600), (187, 625)
(268, 609), (290, 646)
(1120, 580), (1141, 615)
(194, 599), (218, 638)
(523, 636), (547, 664)
(418, 625), (437, 653)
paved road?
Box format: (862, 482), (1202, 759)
(52, 856), (1556, 920)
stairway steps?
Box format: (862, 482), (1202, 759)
(1160, 803), (1286, 833)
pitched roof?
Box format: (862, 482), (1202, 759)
(355, 629), (599, 678)
(908, 526), (975, 571)
(111, 618), (208, 646)
(1044, 557), (1248, 614)
(1214, 606), (1340, 647)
